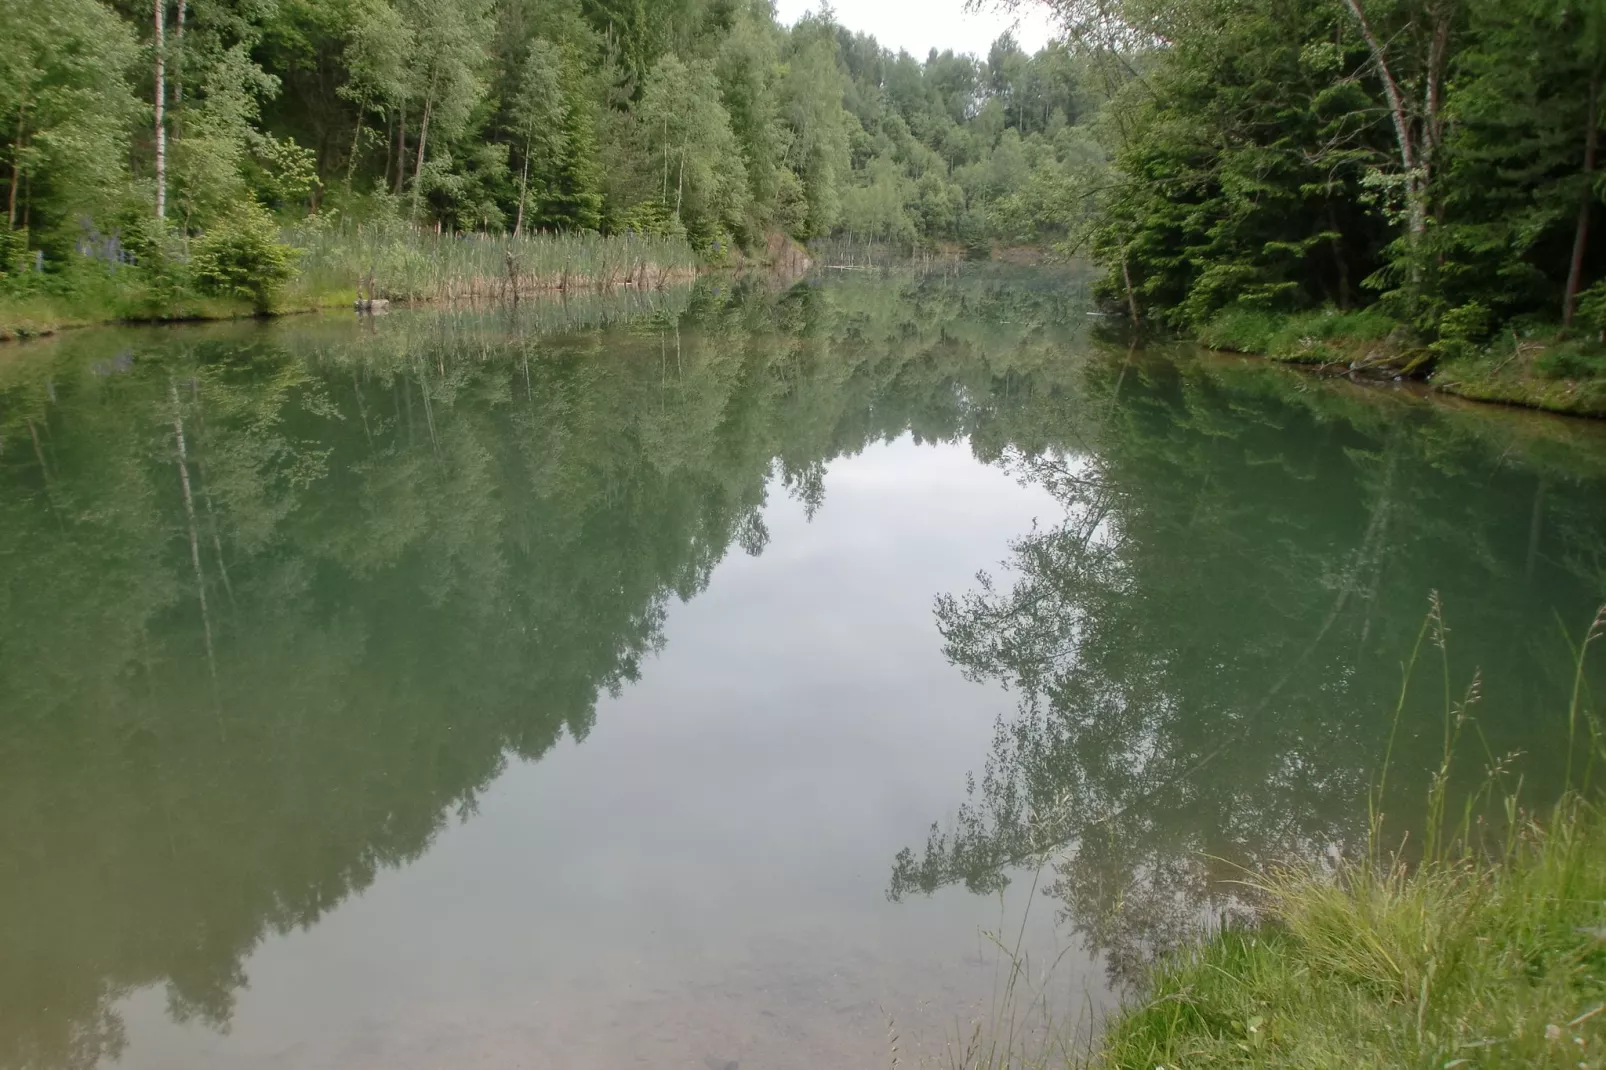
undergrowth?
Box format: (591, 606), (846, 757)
(1196, 307), (1397, 363)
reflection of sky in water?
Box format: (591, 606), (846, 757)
(112, 437), (1103, 1070)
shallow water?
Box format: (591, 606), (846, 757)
(2, 270), (1604, 1069)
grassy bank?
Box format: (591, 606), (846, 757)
(1098, 797), (1606, 1069)
(1196, 307), (1606, 418)
(0, 224), (699, 341)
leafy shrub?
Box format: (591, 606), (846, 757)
(614, 200), (686, 240)
(191, 199), (300, 311)
(1437, 301), (1494, 344)
(1576, 281), (1606, 340)
(0, 227), (30, 277)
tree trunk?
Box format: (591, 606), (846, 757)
(1340, 0), (1422, 238)
(1565, 67), (1602, 328)
(1423, 4), (1449, 181)
(1525, 476), (1546, 583)
(7, 106), (23, 229)
(174, 0), (185, 109)
(393, 100), (407, 197)
(674, 146), (685, 220)
(154, 0), (166, 218)
(409, 74), (438, 220)
(345, 104), (365, 191)
(1121, 247), (1140, 327)
(171, 379), (217, 684)
(514, 137), (531, 236)
(382, 107), (394, 190)
(1329, 204), (1351, 310)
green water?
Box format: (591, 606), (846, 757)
(2, 270), (1604, 1069)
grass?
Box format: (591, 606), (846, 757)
(1197, 307), (1606, 417)
(1431, 332), (1606, 418)
(291, 220), (699, 304)
(1196, 307), (1400, 366)
(1099, 797), (1606, 1069)
(937, 601), (1606, 1070)
(0, 269), (281, 340)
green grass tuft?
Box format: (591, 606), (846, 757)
(1197, 306), (1398, 363)
(1098, 798), (1606, 1068)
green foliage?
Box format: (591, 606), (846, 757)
(1577, 280), (1606, 337)
(636, 54), (750, 247)
(779, 17), (852, 239)
(1100, 798), (1606, 1069)
(1199, 305), (1398, 361)
(507, 39), (603, 233)
(0, 0), (141, 242)
(1086, 0), (1606, 389)
(1534, 342), (1606, 382)
(0, 0), (1115, 301)
(1089, 0), (1386, 332)
(191, 200), (301, 311)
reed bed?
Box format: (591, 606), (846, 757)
(290, 221), (699, 305)
(808, 236), (966, 275)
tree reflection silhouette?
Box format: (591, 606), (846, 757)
(0, 270), (1091, 1069)
(890, 355), (1606, 990)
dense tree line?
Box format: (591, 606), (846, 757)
(1043, 0), (1606, 354)
(0, 0), (1109, 281)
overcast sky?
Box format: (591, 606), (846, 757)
(771, 0), (1062, 59)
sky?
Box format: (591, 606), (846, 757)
(772, 0), (1062, 59)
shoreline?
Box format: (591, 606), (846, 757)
(0, 272), (705, 344)
(10, 260), (1606, 425)
(1190, 308), (1606, 420)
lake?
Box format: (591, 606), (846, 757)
(2, 268), (1604, 1070)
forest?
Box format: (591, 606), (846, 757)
(0, 0), (1100, 268)
(1052, 0), (1606, 397)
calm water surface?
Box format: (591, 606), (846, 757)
(3, 270), (1604, 1069)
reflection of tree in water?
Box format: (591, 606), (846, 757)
(889, 356), (1606, 990)
(0, 271), (1093, 1070)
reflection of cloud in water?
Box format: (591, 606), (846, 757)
(117, 901), (1100, 1070)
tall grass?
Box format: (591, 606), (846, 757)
(290, 220), (699, 305)
(1101, 795), (1606, 1068)
(2, 221), (698, 338)
(808, 236), (965, 274)
(939, 599), (1606, 1069)
(1197, 306), (1397, 364)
